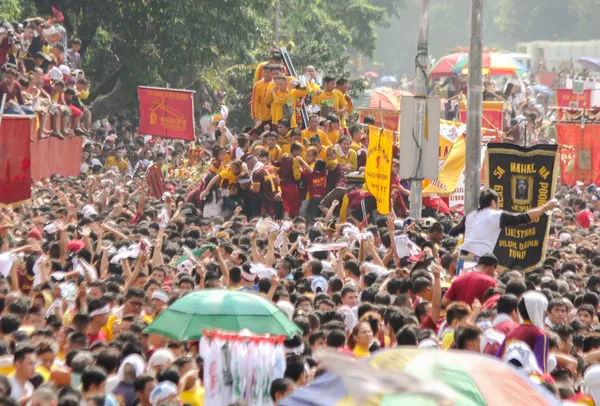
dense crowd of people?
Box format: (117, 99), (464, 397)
(0, 18), (91, 139)
(3, 21), (600, 406)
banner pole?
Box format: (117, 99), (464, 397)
(0, 94), (7, 128)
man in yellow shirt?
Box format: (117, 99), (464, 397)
(312, 76), (339, 117)
(102, 288), (148, 341)
(309, 135), (328, 162)
(254, 50), (285, 84)
(324, 115), (341, 145)
(104, 148), (129, 174)
(251, 65), (276, 127)
(264, 75), (307, 129)
(276, 118), (292, 154)
(335, 78), (354, 131)
(301, 115), (331, 147)
(349, 125), (364, 151)
(266, 131), (284, 167)
(336, 136), (358, 172)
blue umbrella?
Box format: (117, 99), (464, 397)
(378, 76), (398, 85)
(532, 84), (553, 96)
(578, 57), (600, 72)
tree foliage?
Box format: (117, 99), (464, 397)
(24, 0), (400, 129)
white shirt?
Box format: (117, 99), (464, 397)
(9, 374), (33, 402)
(459, 208), (503, 257)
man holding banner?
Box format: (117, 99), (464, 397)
(450, 188), (559, 275)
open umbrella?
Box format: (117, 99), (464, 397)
(363, 71), (379, 78)
(429, 53), (467, 77)
(454, 53), (527, 76)
(143, 290), (302, 340)
(532, 84), (554, 97)
(378, 76), (398, 85)
(280, 348), (560, 406)
(578, 57), (600, 72)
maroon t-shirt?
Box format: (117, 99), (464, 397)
(326, 163), (347, 189)
(302, 170), (328, 198)
(443, 271), (497, 306)
(0, 81), (24, 105)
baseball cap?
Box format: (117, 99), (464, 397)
(58, 64), (70, 76)
(311, 277), (328, 294)
(49, 66), (63, 81)
(149, 381), (178, 406)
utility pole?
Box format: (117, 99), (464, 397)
(465, 0), (483, 214)
(409, 0), (430, 219)
(274, 0), (281, 45)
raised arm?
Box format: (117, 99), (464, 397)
(430, 265), (442, 324)
(265, 231), (278, 268)
(324, 200), (340, 222)
(151, 228), (165, 267)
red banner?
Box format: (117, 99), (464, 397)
(0, 117), (33, 206)
(138, 86), (196, 141)
(556, 123), (600, 186)
(357, 109), (400, 131)
(459, 101), (503, 138)
(556, 89), (592, 120)
(31, 137), (83, 180)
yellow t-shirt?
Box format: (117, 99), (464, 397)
(78, 89), (90, 101)
(253, 61), (269, 84)
(36, 365), (52, 382)
(251, 80), (276, 121)
(269, 145), (283, 165)
(301, 128), (331, 147)
(353, 345), (370, 359)
(351, 141), (362, 152)
(104, 156), (129, 174)
(180, 386), (205, 406)
(327, 130), (339, 145)
(334, 91), (354, 128)
(315, 147), (328, 162)
(442, 331), (454, 350)
(220, 169), (239, 191)
(312, 90), (339, 117)
(337, 149), (358, 171)
(264, 88), (307, 128)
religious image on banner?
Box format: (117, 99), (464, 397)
(138, 86), (196, 141)
(486, 143), (558, 272)
(556, 123), (600, 186)
(364, 126), (394, 215)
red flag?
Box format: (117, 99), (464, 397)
(0, 117), (33, 206)
(52, 6), (64, 22)
(138, 86), (196, 141)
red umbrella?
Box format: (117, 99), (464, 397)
(364, 71), (380, 78)
(429, 53), (467, 77)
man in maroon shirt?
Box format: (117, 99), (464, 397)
(298, 158), (328, 221)
(1, 69), (34, 115)
(492, 294), (520, 335)
(319, 146), (348, 216)
(442, 252), (498, 307)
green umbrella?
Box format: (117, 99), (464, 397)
(143, 290), (301, 340)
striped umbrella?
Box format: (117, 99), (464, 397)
(453, 52), (527, 76)
(280, 348), (561, 406)
(429, 53), (468, 77)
